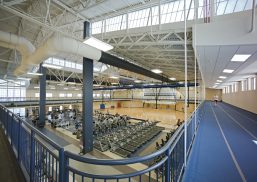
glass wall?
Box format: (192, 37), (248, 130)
(92, 0), (257, 34)
(0, 79), (26, 101)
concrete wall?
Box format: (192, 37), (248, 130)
(223, 79), (257, 114)
(205, 88), (222, 101)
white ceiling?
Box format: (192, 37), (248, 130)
(197, 44), (257, 88)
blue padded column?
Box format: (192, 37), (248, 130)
(38, 63), (46, 127)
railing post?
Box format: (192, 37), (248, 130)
(10, 114), (13, 146)
(6, 111), (9, 136)
(30, 130), (35, 182)
(17, 118), (21, 163)
(165, 148), (171, 182)
(59, 148), (64, 182)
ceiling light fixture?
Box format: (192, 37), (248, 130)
(223, 69), (234, 73)
(169, 77), (176, 81)
(17, 77), (31, 81)
(34, 86), (39, 89)
(231, 54), (251, 62)
(27, 72), (43, 76)
(110, 76), (119, 79)
(134, 80), (142, 83)
(219, 76), (227, 79)
(217, 80), (222, 83)
(151, 69), (163, 74)
(83, 37), (113, 52)
(42, 63), (62, 69)
(64, 88), (68, 90)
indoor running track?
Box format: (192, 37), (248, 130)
(183, 101), (257, 182)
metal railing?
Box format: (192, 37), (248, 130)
(0, 102), (204, 182)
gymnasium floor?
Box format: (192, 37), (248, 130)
(183, 101), (257, 182)
(101, 107), (186, 128)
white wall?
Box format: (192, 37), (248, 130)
(223, 76), (257, 114)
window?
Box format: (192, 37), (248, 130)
(106, 14), (127, 32)
(253, 77), (256, 90)
(234, 82), (238, 92)
(48, 106), (52, 112)
(92, 21), (103, 34)
(241, 80), (244, 91)
(231, 84), (234, 93)
(67, 93), (72, 97)
(59, 93), (66, 97)
(248, 78), (252, 90)
(128, 8), (151, 29)
(46, 93), (52, 97)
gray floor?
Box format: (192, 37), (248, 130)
(0, 128), (26, 182)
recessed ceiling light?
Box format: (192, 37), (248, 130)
(223, 69), (234, 73)
(231, 54), (251, 62)
(42, 63), (62, 69)
(178, 81), (184, 84)
(27, 72), (43, 76)
(217, 80), (222, 83)
(169, 77), (176, 81)
(219, 76), (227, 79)
(83, 37), (113, 52)
(111, 83), (119, 85)
(151, 69), (163, 74)
(34, 86), (40, 89)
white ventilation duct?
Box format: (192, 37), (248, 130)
(14, 33), (102, 76)
(0, 30), (35, 64)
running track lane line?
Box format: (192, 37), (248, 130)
(210, 104), (247, 182)
(221, 103), (257, 124)
(217, 104), (257, 140)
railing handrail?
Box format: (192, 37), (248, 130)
(0, 104), (63, 150)
(65, 103), (202, 165)
(0, 101), (204, 181)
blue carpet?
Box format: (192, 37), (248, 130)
(215, 103), (257, 181)
(183, 102), (241, 182)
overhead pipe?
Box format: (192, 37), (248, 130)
(99, 52), (171, 83)
(13, 33), (171, 82)
(0, 30), (35, 60)
(250, 0), (256, 32)
(13, 34), (102, 75)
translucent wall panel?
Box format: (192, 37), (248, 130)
(92, 21), (103, 34)
(106, 14), (126, 32)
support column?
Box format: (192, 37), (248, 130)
(38, 64), (46, 127)
(82, 58), (93, 153)
(82, 21), (93, 153)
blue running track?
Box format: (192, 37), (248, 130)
(183, 101), (257, 182)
